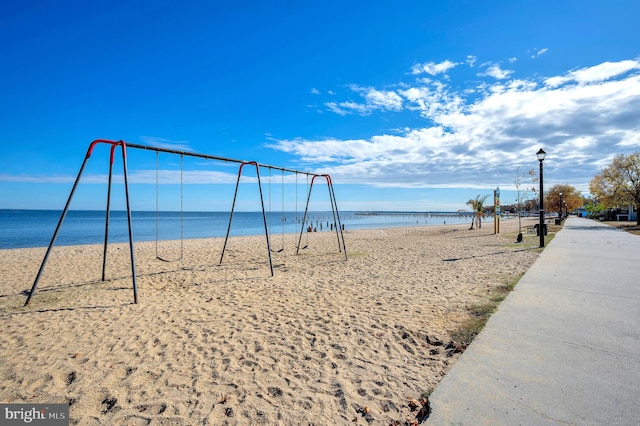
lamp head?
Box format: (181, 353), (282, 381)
(536, 148), (546, 162)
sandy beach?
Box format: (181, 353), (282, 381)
(0, 217), (541, 425)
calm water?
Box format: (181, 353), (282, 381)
(0, 209), (473, 249)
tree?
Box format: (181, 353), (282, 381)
(528, 167), (547, 218)
(589, 152), (640, 225)
(584, 197), (606, 218)
(523, 198), (538, 213)
(466, 194), (489, 230)
(545, 184), (582, 216)
(514, 167), (536, 236)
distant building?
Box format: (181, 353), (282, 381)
(617, 204), (638, 221)
(573, 207), (589, 218)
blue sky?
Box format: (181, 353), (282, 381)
(1, 1), (640, 212)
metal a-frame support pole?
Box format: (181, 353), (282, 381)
(296, 174), (347, 260)
(101, 144), (117, 281)
(121, 141), (138, 303)
(219, 161), (274, 276)
(296, 176), (313, 254)
(25, 139), (138, 306)
(324, 175), (348, 261)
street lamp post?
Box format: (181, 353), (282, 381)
(559, 192), (563, 220)
(537, 148), (546, 247)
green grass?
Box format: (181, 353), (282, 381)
(490, 282), (514, 303)
(450, 273), (524, 345)
(450, 316), (488, 345)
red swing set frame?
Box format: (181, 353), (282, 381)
(24, 139), (347, 306)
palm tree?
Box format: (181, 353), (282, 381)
(466, 194), (489, 230)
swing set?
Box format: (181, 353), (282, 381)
(24, 139), (347, 306)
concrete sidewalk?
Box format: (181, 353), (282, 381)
(426, 217), (640, 425)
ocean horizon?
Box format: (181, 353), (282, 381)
(0, 209), (477, 249)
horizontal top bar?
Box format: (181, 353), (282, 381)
(125, 142), (323, 177)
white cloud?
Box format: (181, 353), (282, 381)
(530, 47), (548, 58)
(324, 86), (403, 115)
(325, 101), (370, 116)
(0, 169), (242, 185)
(129, 169), (241, 184)
(466, 55), (477, 67)
(0, 173), (81, 183)
(310, 88), (321, 95)
(411, 60), (458, 76)
(400, 84), (464, 119)
(270, 58), (640, 191)
(364, 89), (403, 111)
(324, 101), (349, 116)
(545, 59), (640, 87)
(478, 64), (513, 80)
(139, 136), (193, 152)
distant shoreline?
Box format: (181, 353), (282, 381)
(1, 209), (493, 250)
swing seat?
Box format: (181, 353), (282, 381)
(155, 153), (184, 263)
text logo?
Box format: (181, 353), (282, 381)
(1, 404), (68, 425)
